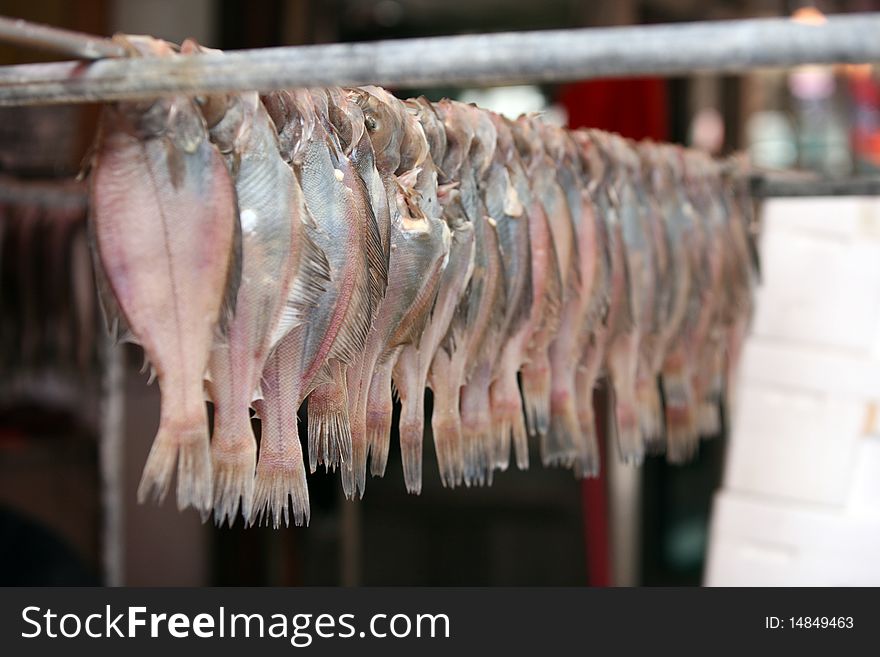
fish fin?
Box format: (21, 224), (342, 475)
(308, 360), (334, 390)
(360, 169), (389, 309)
(387, 249), (445, 348)
(86, 214), (137, 345)
(326, 261), (378, 365)
(250, 401), (310, 528)
(522, 350), (552, 438)
(306, 365), (352, 473)
(367, 362), (394, 477)
(545, 381), (580, 468)
(610, 384), (643, 466)
(211, 417), (257, 526)
(269, 220), (331, 347)
(138, 414), (213, 515)
(489, 368), (528, 471)
(215, 191), (243, 339)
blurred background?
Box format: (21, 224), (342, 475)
(1, 0), (880, 587)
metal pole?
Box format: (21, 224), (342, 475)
(0, 15), (126, 60)
(0, 14), (879, 106)
(0, 174), (86, 209)
(752, 175), (880, 198)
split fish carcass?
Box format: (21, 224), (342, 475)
(85, 36), (759, 527)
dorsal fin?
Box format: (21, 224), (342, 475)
(86, 213), (136, 346)
(326, 145), (387, 365)
(269, 205), (331, 348)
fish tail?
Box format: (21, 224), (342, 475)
(430, 381), (464, 489)
(398, 391), (425, 495)
(574, 350), (603, 477)
(489, 412), (511, 472)
(510, 409), (529, 472)
(366, 368), (394, 478)
(341, 412), (368, 500)
(460, 384), (491, 487)
(138, 400), (212, 516)
(210, 411), (256, 526)
(662, 363), (700, 464)
(251, 401), (309, 528)
(366, 420), (391, 478)
(545, 372), (579, 467)
(610, 384), (643, 466)
(307, 378), (352, 474)
(572, 399), (601, 479)
(698, 398), (721, 437)
(489, 367), (529, 471)
(521, 350), (551, 438)
(724, 316), (749, 419)
(637, 376), (665, 451)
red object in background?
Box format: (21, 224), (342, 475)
(848, 70), (880, 169)
(559, 78), (669, 141)
(558, 78), (668, 587)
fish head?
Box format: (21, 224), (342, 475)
(463, 104), (497, 178)
(180, 39), (257, 157)
(103, 35), (180, 140)
(574, 130), (606, 191)
(325, 87), (367, 156)
(261, 89), (317, 165)
(434, 99), (474, 182)
(406, 97), (448, 167)
(398, 112), (430, 176)
(538, 121), (568, 162)
(512, 115), (546, 163)
(352, 86), (403, 174)
(489, 113), (516, 161)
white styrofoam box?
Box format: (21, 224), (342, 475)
(705, 491), (880, 586)
(846, 436), (880, 519)
(724, 380), (862, 507)
(739, 337), (880, 403)
(760, 197), (880, 241)
(751, 219), (880, 352)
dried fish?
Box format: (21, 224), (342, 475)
(75, 62), (759, 522)
(88, 36), (240, 514)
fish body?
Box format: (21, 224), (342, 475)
(482, 113), (533, 472)
(455, 105), (507, 485)
(690, 157), (728, 438)
(608, 134), (658, 463)
(89, 36), (240, 514)
(514, 116), (574, 441)
(659, 146), (702, 461)
(543, 125), (601, 469)
(359, 89), (448, 492)
(569, 129), (614, 477)
(306, 86), (391, 476)
(633, 142), (679, 449)
(187, 41), (324, 525)
(254, 88), (383, 526)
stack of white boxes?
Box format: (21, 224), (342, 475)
(705, 197), (880, 586)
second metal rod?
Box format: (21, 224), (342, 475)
(0, 15), (126, 60)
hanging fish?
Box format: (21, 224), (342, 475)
(181, 41), (331, 526)
(253, 88), (385, 527)
(88, 36), (241, 515)
(393, 97), (475, 493)
(483, 112), (532, 472)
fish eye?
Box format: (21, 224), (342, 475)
(365, 115), (378, 131)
